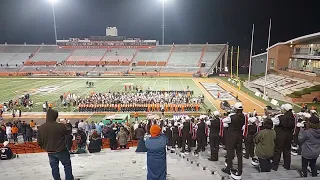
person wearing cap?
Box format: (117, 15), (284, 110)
(221, 102), (248, 179)
(145, 125), (168, 180)
(181, 117), (193, 154)
(37, 108), (74, 180)
(298, 114), (320, 177)
(194, 116), (207, 155)
(244, 117), (258, 159)
(0, 141), (17, 160)
(272, 103), (296, 171)
(207, 111), (222, 161)
(254, 118), (276, 172)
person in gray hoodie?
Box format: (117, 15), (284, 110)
(298, 114), (320, 177)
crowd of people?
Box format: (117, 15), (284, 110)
(0, 120), (37, 144)
(1, 102), (319, 180)
(57, 90), (203, 113)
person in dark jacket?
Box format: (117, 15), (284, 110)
(135, 124), (147, 152)
(298, 114), (320, 177)
(88, 130), (103, 153)
(163, 123), (172, 149)
(207, 111), (221, 161)
(244, 117), (258, 159)
(109, 125), (118, 150)
(272, 104), (296, 171)
(181, 118), (192, 153)
(20, 121), (27, 142)
(221, 102), (247, 179)
(25, 124), (33, 142)
(0, 141), (17, 160)
(172, 122), (181, 148)
(37, 108), (74, 180)
(194, 118), (207, 155)
(0, 125), (6, 143)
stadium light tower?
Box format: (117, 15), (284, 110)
(49, 0), (58, 44)
(161, 0), (166, 45)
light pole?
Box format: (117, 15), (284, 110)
(161, 0), (165, 45)
(49, 0), (58, 44)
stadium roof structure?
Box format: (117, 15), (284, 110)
(267, 31), (320, 50)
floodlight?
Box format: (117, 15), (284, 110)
(49, 0), (57, 3)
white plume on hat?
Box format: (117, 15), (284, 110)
(234, 102), (243, 110)
(3, 141), (9, 147)
(303, 113), (311, 118)
(283, 104), (293, 111)
(213, 111), (221, 116)
(249, 117), (257, 123)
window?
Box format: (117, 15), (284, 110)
(270, 58), (275, 69)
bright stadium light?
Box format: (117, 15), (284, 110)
(49, 0), (58, 44)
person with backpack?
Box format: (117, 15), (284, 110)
(298, 114), (320, 177)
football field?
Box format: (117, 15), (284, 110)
(0, 77), (216, 112)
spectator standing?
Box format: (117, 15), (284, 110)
(37, 108), (74, 180)
(254, 118), (276, 172)
(6, 124), (12, 143)
(26, 125), (33, 142)
(20, 121), (27, 143)
(298, 115), (320, 177)
(117, 127), (128, 149)
(0, 125), (6, 143)
(29, 120), (35, 128)
(78, 120), (85, 130)
(145, 125), (168, 180)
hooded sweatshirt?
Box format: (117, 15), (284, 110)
(37, 109), (68, 153)
(299, 128), (320, 159)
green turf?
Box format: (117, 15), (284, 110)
(0, 77), (215, 112)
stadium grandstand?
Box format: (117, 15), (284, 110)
(252, 32), (320, 82)
(1, 27), (319, 180)
(0, 34), (228, 77)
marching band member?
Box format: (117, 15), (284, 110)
(221, 102), (248, 180)
(207, 111), (221, 161)
(271, 104), (296, 171)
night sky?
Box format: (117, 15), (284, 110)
(0, 0), (319, 55)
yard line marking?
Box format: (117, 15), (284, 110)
(215, 78), (264, 109)
(180, 78), (185, 90)
(151, 78), (158, 91)
(167, 78), (170, 91)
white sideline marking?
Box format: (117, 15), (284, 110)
(216, 78), (264, 109)
(192, 79), (217, 110)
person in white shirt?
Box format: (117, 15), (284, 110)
(78, 120), (85, 130)
(6, 125), (12, 143)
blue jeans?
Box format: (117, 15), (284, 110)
(48, 149), (74, 180)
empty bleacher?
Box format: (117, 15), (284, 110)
(167, 45), (203, 67)
(67, 49), (106, 64)
(252, 74), (316, 95)
(0, 67), (20, 72)
(0, 53), (30, 66)
(132, 66), (160, 72)
(134, 46), (171, 65)
(161, 67), (199, 73)
(53, 66), (95, 72)
(103, 48), (135, 62)
(92, 66), (129, 73)
(0, 45), (39, 53)
(30, 46), (72, 63)
(19, 66), (56, 73)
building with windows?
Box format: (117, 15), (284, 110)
(252, 32), (320, 82)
